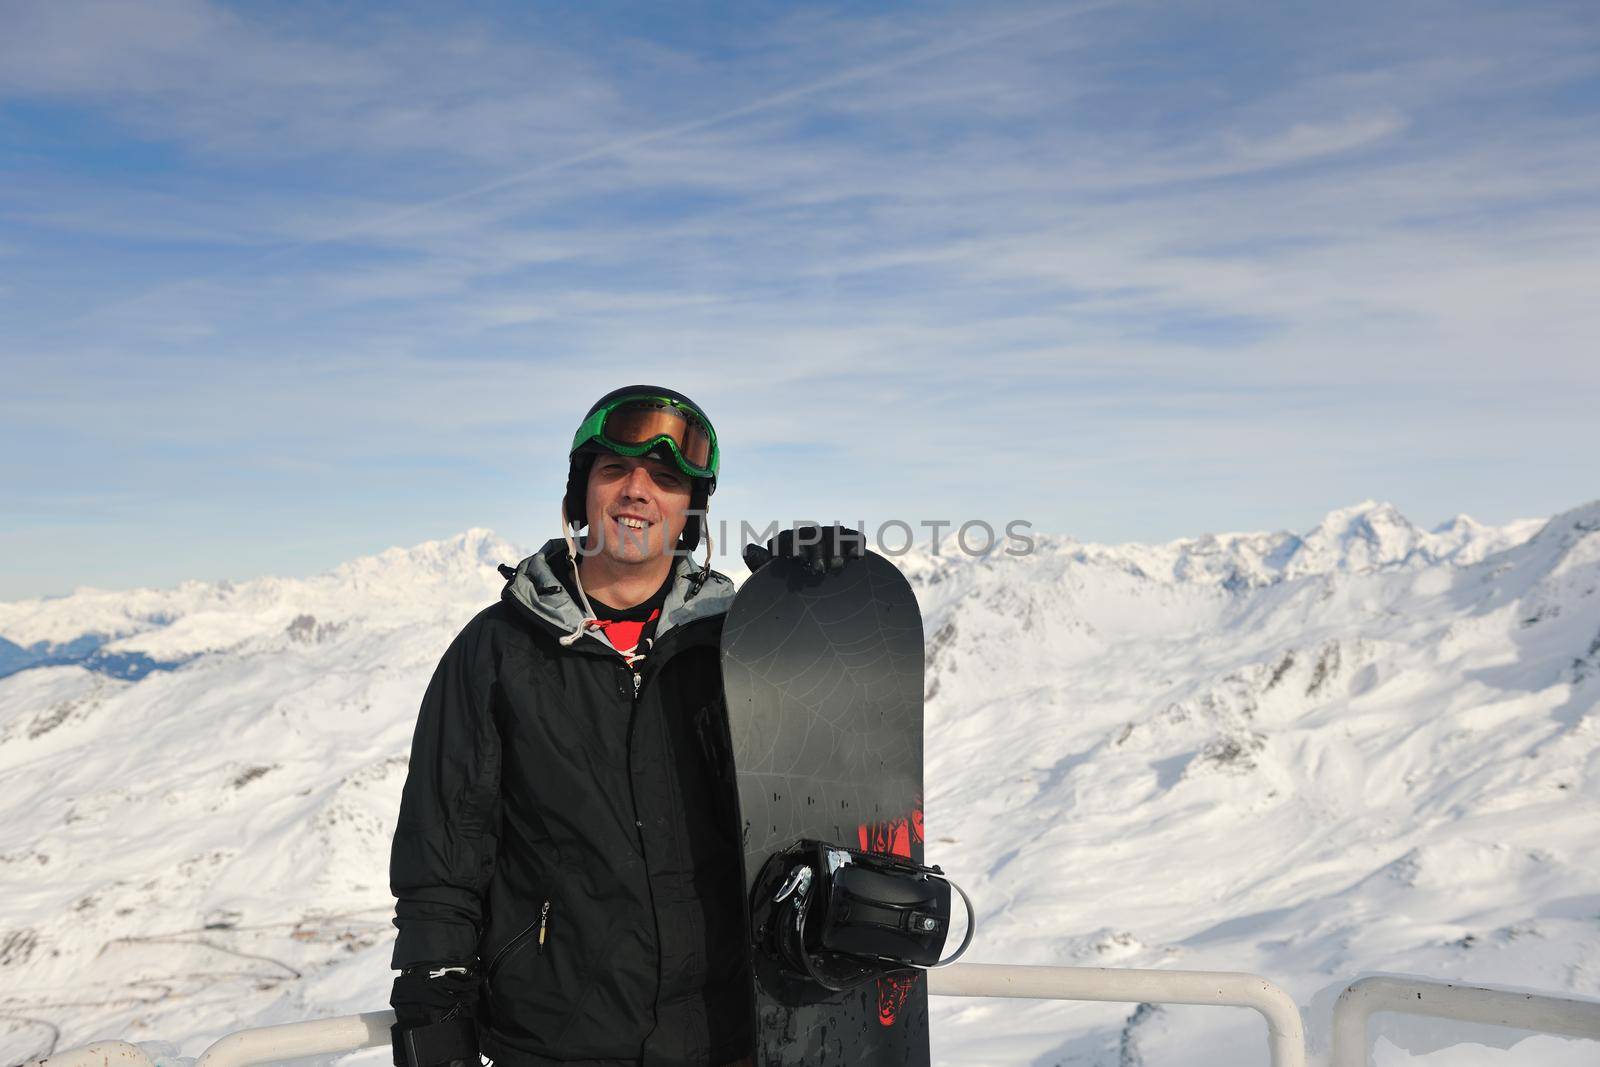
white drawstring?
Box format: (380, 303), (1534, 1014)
(556, 496), (713, 662)
(558, 500), (603, 648)
(621, 636), (651, 670)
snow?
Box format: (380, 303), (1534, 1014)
(0, 503), (1596, 1065)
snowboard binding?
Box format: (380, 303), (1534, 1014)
(750, 839), (975, 992)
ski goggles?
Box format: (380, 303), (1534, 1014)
(572, 395), (719, 480)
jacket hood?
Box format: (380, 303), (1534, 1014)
(500, 538), (735, 653)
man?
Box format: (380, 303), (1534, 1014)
(388, 385), (753, 1066)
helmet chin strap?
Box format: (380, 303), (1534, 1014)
(697, 509), (713, 586)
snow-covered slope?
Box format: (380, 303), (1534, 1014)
(913, 502), (1600, 1064)
(0, 504), (1596, 1065)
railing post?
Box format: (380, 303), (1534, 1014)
(1331, 975), (1600, 1067)
(927, 962), (1306, 1067)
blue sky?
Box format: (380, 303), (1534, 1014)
(3, 0), (1598, 599)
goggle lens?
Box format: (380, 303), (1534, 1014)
(601, 402), (713, 470)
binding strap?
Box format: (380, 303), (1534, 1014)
(751, 839), (976, 992)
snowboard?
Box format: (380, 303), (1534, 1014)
(719, 549), (929, 1066)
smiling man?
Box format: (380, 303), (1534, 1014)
(388, 386), (757, 1067)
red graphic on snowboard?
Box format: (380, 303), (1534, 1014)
(857, 799), (925, 1027)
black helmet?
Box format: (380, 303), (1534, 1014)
(564, 385), (719, 551)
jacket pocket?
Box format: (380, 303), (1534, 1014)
(483, 896), (604, 1045)
(484, 899), (550, 996)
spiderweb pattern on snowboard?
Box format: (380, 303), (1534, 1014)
(721, 552), (927, 1066)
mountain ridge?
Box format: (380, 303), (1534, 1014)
(0, 500), (1596, 1063)
(2, 501), (1569, 678)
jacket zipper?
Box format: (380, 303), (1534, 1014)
(626, 665), (649, 856)
(484, 899), (551, 992)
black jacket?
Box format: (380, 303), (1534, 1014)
(389, 540), (751, 1065)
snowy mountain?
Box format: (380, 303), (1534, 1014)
(914, 502), (1599, 1064)
(0, 503), (1596, 1065)
(0, 529), (520, 680)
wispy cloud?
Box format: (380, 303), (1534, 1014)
(2, 0), (1598, 596)
(0, 0), (622, 162)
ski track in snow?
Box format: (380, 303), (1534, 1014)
(1, 506), (1598, 1065)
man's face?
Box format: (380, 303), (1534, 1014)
(582, 452), (693, 565)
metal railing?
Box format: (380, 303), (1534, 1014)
(927, 962), (1305, 1067)
(23, 1014), (396, 1067)
(28, 964), (1301, 1067)
(27, 1042), (157, 1067)
(1330, 975), (1600, 1067)
(28, 966), (1600, 1067)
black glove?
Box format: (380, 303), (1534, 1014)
(743, 523), (866, 576)
(391, 965), (480, 1067)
